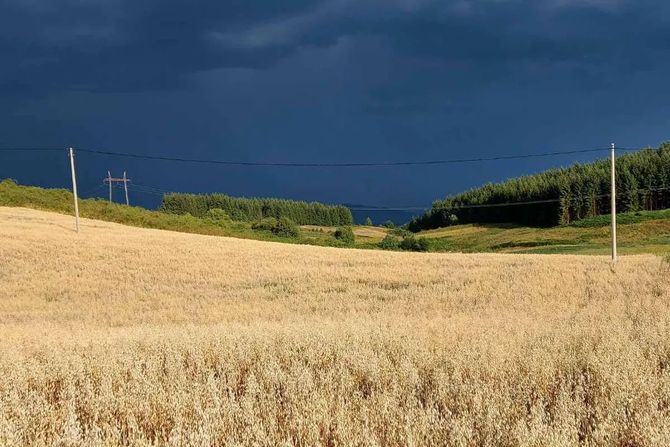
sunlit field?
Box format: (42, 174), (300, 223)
(1, 207), (669, 446)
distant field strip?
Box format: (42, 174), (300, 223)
(417, 217), (670, 255)
(1, 207), (669, 446)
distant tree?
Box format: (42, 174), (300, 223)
(271, 217), (300, 238)
(379, 235), (400, 250)
(334, 226), (355, 244)
(400, 235), (430, 252)
(364, 217), (373, 226)
(390, 227), (411, 238)
(251, 217), (278, 232)
(382, 220), (396, 229)
(205, 208), (232, 227)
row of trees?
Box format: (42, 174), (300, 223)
(160, 193), (353, 226)
(408, 144), (670, 231)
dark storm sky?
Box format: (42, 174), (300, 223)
(1, 0), (669, 213)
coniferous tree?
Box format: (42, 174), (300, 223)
(160, 193), (352, 226)
(408, 145), (670, 231)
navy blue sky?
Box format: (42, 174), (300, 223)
(1, 0), (669, 221)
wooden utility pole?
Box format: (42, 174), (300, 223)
(103, 172), (131, 206)
(69, 148), (80, 233)
(107, 171), (112, 202)
(611, 143), (616, 262)
(123, 171), (129, 206)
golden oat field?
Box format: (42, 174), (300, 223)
(1, 206), (670, 446)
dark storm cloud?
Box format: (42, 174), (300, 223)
(2, 0), (670, 214)
(3, 0), (670, 96)
(0, 0), (322, 93)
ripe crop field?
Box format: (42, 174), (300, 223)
(1, 207), (670, 446)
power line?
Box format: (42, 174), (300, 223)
(114, 183), (165, 197)
(116, 179), (669, 213)
(74, 146), (637, 167)
(130, 182), (173, 193)
(79, 184), (106, 197)
(0, 147), (65, 152)
(349, 185), (670, 211)
(0, 145), (652, 167)
(3, 143), (662, 210)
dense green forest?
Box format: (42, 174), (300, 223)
(160, 193), (353, 226)
(409, 143), (670, 231)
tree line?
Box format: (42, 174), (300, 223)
(160, 193), (353, 226)
(408, 143), (670, 231)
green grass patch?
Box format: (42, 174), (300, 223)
(0, 179), (301, 244)
(568, 209), (670, 228)
(490, 239), (577, 250)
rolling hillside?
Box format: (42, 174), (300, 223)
(409, 144), (670, 230)
(303, 210), (670, 254)
(3, 178), (669, 255)
(416, 210), (670, 255)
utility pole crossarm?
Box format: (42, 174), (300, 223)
(103, 172), (131, 206)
